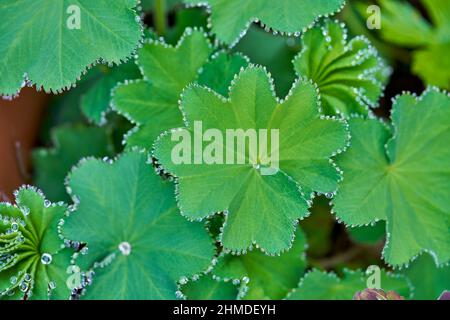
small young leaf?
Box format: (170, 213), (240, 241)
(0, 187), (72, 300)
(0, 0), (143, 96)
(154, 66), (349, 254)
(61, 151), (215, 299)
(333, 88), (450, 266)
(112, 28), (213, 149)
(378, 0), (450, 89)
(293, 20), (389, 116)
(184, 0), (345, 46)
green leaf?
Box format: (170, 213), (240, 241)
(412, 44), (450, 90)
(287, 269), (410, 300)
(181, 275), (241, 300)
(333, 88), (450, 266)
(197, 52), (249, 97)
(299, 196), (334, 257)
(0, 0), (143, 96)
(61, 151), (215, 299)
(348, 221), (386, 245)
(293, 19), (389, 116)
(0, 187), (72, 300)
(233, 25), (298, 98)
(154, 66), (349, 254)
(212, 228), (307, 299)
(112, 28), (213, 149)
(378, 0), (450, 89)
(184, 0), (345, 46)
(379, 0), (435, 46)
(32, 126), (113, 202)
(81, 62), (141, 125)
(402, 253), (450, 300)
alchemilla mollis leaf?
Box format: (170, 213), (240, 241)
(0, 0), (144, 97)
(212, 228), (307, 299)
(401, 253), (450, 300)
(181, 274), (242, 300)
(333, 88), (450, 266)
(293, 20), (389, 116)
(0, 187), (73, 300)
(81, 62), (141, 125)
(184, 0), (346, 46)
(112, 28), (213, 149)
(61, 151), (215, 299)
(32, 125), (113, 202)
(286, 269), (411, 300)
(153, 66), (349, 254)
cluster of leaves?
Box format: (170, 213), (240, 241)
(0, 0), (449, 300)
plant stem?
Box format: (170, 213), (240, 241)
(154, 0), (167, 36)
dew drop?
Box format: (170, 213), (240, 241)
(11, 222), (19, 232)
(41, 253), (53, 265)
(20, 281), (29, 292)
(118, 242), (132, 256)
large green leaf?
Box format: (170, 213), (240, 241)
(61, 151), (215, 299)
(333, 88), (450, 266)
(112, 28), (213, 149)
(0, 0), (143, 96)
(402, 253), (450, 300)
(212, 228), (307, 299)
(32, 125), (113, 202)
(378, 0), (450, 89)
(154, 66), (349, 254)
(293, 19), (389, 116)
(0, 187), (73, 300)
(184, 0), (345, 46)
(287, 269), (410, 300)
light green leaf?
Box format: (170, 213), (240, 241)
(212, 228), (307, 299)
(81, 62), (141, 125)
(402, 253), (450, 300)
(197, 52), (249, 97)
(378, 0), (435, 46)
(184, 0), (345, 46)
(293, 19), (389, 116)
(154, 66), (349, 254)
(61, 151), (215, 299)
(333, 88), (450, 266)
(181, 275), (241, 300)
(412, 44), (450, 90)
(32, 126), (113, 202)
(112, 28), (213, 149)
(287, 269), (410, 300)
(0, 187), (73, 300)
(0, 0), (143, 96)
(378, 0), (450, 89)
